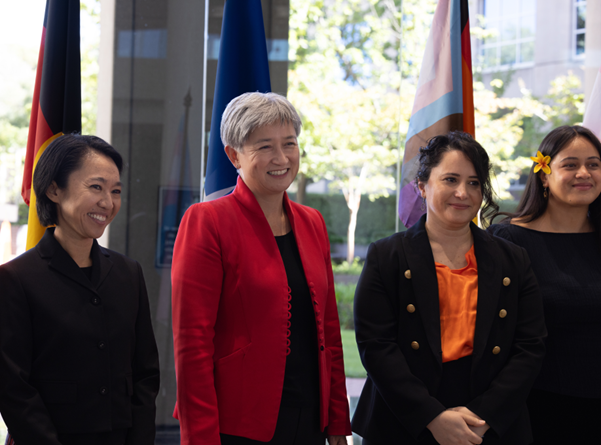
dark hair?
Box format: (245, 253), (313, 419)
(33, 134), (123, 226)
(493, 125), (601, 235)
(415, 131), (499, 226)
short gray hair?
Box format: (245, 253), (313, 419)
(220, 92), (302, 152)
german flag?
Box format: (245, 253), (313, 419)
(22, 0), (81, 249)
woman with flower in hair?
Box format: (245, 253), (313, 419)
(489, 125), (601, 443)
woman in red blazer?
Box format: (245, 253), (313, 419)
(171, 92), (351, 445)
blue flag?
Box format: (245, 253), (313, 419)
(204, 0), (272, 201)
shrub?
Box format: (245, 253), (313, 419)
(332, 258), (364, 275)
(335, 283), (356, 329)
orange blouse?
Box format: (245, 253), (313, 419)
(435, 245), (478, 363)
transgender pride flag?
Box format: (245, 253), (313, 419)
(398, 0), (474, 227)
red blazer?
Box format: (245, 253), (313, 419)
(171, 177), (351, 444)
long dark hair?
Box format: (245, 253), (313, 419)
(415, 131), (499, 227)
(492, 125), (601, 235)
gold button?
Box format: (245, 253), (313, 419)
(503, 277), (511, 286)
(411, 341), (420, 350)
(499, 309), (507, 318)
(404, 270), (412, 279)
(492, 346), (501, 355)
(407, 304), (416, 313)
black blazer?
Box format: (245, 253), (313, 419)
(0, 228), (160, 445)
(352, 216), (547, 445)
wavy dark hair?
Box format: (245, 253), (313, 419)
(415, 131), (499, 227)
(492, 125), (601, 236)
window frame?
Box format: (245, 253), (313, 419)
(478, 0), (536, 72)
(573, 0), (586, 60)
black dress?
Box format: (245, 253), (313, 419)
(488, 224), (601, 444)
(220, 231), (324, 445)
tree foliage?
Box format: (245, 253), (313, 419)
(289, 0), (417, 260)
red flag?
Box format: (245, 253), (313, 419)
(22, 0), (81, 249)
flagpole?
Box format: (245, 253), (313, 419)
(395, 0), (404, 233)
(200, 0), (209, 202)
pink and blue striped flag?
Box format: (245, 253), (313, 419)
(398, 0), (474, 227)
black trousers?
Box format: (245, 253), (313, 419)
(220, 403), (326, 445)
(359, 357), (473, 445)
(7, 429), (128, 445)
(58, 429), (128, 445)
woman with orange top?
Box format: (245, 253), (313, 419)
(352, 132), (547, 445)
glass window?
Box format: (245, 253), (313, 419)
(479, 0), (536, 69)
(574, 0), (586, 58)
(104, 0), (290, 439)
(520, 41), (535, 63)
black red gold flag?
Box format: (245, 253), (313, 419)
(22, 0), (81, 249)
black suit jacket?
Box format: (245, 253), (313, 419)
(0, 228), (160, 445)
(352, 216), (546, 444)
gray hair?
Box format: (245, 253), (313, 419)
(220, 92), (302, 152)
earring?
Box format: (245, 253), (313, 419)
(543, 187), (548, 199)
(420, 197), (426, 211)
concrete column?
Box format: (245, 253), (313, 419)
(585, 0), (601, 103)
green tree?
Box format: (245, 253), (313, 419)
(289, 74), (399, 261)
(289, 0), (418, 260)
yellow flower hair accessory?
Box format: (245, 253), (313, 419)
(530, 151), (551, 174)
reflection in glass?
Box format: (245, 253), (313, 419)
(520, 14), (535, 38)
(484, 20), (499, 44)
(576, 33), (585, 55)
(503, 0), (520, 16)
(577, 5), (586, 29)
(485, 0), (501, 18)
(521, 0), (536, 14)
(501, 17), (518, 41)
(501, 44), (516, 65)
(520, 41), (534, 63)
(484, 47), (498, 67)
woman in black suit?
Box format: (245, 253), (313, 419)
(352, 132), (546, 445)
(0, 135), (160, 445)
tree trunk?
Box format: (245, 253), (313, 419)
(343, 166), (367, 263)
(296, 173), (308, 205)
(347, 197), (361, 263)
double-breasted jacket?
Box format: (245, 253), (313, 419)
(352, 215), (547, 444)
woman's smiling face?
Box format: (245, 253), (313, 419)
(419, 149), (483, 230)
(229, 122), (300, 199)
(542, 136), (601, 209)
(48, 151), (122, 241)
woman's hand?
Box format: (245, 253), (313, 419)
(426, 409), (486, 445)
(327, 435), (348, 445)
(448, 407), (490, 438)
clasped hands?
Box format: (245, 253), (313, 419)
(427, 406), (490, 445)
